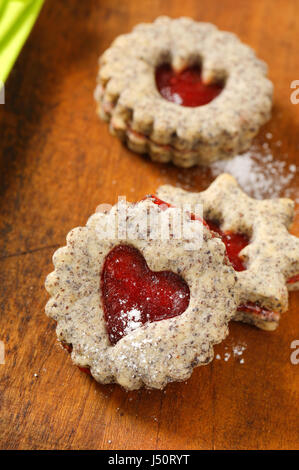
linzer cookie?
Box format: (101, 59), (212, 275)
(45, 198), (239, 390)
(156, 174), (299, 331)
(94, 16), (273, 167)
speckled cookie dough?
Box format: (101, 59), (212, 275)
(94, 16), (273, 168)
(156, 174), (299, 330)
(45, 199), (239, 390)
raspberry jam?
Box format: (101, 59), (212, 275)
(206, 220), (249, 272)
(149, 194), (210, 229)
(101, 244), (190, 344)
(155, 64), (223, 107)
(206, 220), (298, 285)
(236, 302), (277, 319)
(287, 274), (299, 284)
(149, 195), (248, 271)
(61, 342), (91, 375)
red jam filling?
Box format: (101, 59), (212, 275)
(149, 194), (210, 229)
(287, 274), (299, 284)
(206, 220), (298, 285)
(236, 302), (278, 319)
(61, 342), (91, 375)
(205, 220), (249, 272)
(155, 64), (223, 107)
(149, 196), (248, 271)
(101, 244), (190, 345)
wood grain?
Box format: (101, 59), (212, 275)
(0, 0), (298, 450)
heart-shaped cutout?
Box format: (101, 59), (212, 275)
(155, 64), (223, 107)
(101, 244), (190, 345)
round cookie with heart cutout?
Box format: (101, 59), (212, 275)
(95, 16), (273, 167)
(45, 198), (239, 390)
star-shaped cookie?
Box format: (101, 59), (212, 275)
(156, 174), (299, 330)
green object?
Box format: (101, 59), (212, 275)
(0, 0), (44, 83)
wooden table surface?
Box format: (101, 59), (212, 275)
(0, 0), (298, 450)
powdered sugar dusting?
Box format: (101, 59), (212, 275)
(211, 143), (298, 202)
(109, 308), (143, 340)
(123, 308), (143, 335)
(155, 138), (298, 212)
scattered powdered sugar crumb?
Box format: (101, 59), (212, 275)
(215, 341), (247, 364)
(233, 344), (247, 357)
(224, 352), (231, 362)
(211, 143), (298, 202)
